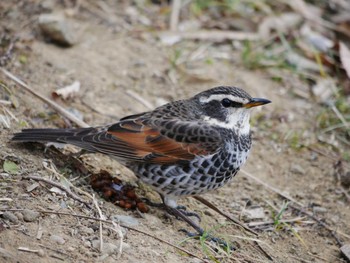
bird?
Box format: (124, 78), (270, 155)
(12, 86), (270, 242)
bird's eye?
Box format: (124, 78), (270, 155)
(221, 98), (231, 107)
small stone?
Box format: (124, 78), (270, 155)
(83, 241), (91, 248)
(2, 211), (19, 224)
(38, 13), (76, 46)
(313, 206), (327, 214)
(67, 246), (75, 252)
(340, 244), (350, 261)
(290, 164), (305, 175)
(92, 240), (130, 254)
(14, 212), (23, 221)
(111, 215), (139, 226)
(37, 249), (45, 257)
(23, 209), (40, 222)
(243, 207), (265, 220)
(310, 247), (318, 254)
(50, 235), (65, 245)
(340, 171), (350, 188)
(80, 226), (94, 235)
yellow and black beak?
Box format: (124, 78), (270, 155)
(244, 98), (271, 108)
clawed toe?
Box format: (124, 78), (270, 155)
(179, 228), (235, 250)
(176, 206), (201, 222)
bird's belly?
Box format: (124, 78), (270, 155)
(128, 150), (249, 197)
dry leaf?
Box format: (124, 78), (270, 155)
(52, 81), (80, 100)
(258, 13), (302, 39)
(339, 42), (350, 79)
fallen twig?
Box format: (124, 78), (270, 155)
(22, 175), (92, 209)
(169, 0), (181, 31)
(192, 195), (258, 236)
(0, 67), (89, 128)
(1, 208), (206, 262)
(159, 30), (260, 44)
(124, 89), (153, 110)
(241, 169), (304, 207)
(92, 194), (105, 253)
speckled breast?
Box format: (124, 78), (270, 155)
(128, 133), (252, 197)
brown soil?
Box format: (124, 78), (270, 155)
(1, 1), (349, 263)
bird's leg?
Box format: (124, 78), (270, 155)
(140, 197), (164, 207)
(166, 205), (234, 250)
(175, 205), (201, 222)
(141, 198), (201, 221)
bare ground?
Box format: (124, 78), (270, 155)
(1, 1), (350, 263)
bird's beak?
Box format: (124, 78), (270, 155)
(244, 98), (271, 108)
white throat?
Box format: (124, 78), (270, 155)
(203, 108), (251, 135)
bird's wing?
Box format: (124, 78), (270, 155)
(100, 116), (223, 164)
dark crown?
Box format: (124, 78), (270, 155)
(194, 86), (252, 100)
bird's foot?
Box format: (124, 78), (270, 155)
(175, 205), (201, 222)
(179, 229), (235, 251)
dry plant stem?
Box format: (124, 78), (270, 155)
(22, 175), (92, 209)
(241, 169), (304, 207)
(160, 30), (260, 42)
(42, 160), (94, 201)
(170, 0), (181, 31)
(37, 244), (69, 256)
(247, 217), (312, 228)
(0, 208), (206, 262)
(92, 195), (104, 253)
(124, 90), (154, 110)
(108, 221), (124, 259)
(0, 67), (89, 128)
(254, 241), (274, 261)
(192, 195), (258, 236)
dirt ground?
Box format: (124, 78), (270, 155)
(1, 1), (350, 263)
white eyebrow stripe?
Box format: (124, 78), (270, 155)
(199, 94), (249, 104)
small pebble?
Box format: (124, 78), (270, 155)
(340, 171), (350, 188)
(92, 240), (130, 254)
(290, 164), (306, 175)
(2, 211), (19, 224)
(243, 207), (265, 220)
(111, 215), (139, 226)
(67, 246), (75, 252)
(14, 212), (23, 221)
(23, 209), (40, 222)
(38, 13), (76, 46)
(80, 226), (94, 235)
(37, 249), (46, 257)
(50, 234), (66, 245)
(341, 244), (350, 261)
(83, 241), (91, 248)
(313, 206), (327, 214)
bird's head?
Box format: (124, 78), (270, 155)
(195, 86), (271, 134)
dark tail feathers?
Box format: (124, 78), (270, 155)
(12, 128), (92, 143)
